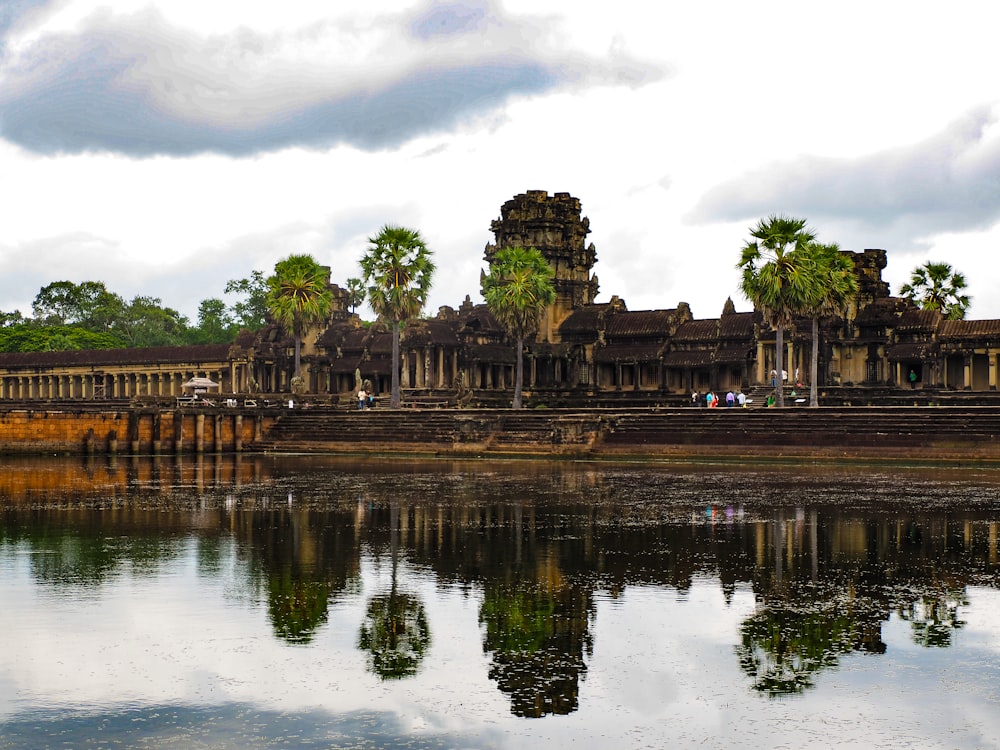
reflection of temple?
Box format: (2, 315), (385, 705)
(4, 457), (1000, 704)
(5, 191), (1000, 403)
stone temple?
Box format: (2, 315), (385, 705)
(2, 190), (1000, 405)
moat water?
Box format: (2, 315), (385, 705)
(2, 454), (999, 749)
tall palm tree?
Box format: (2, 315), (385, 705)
(900, 261), (971, 320)
(345, 277), (365, 315)
(800, 243), (859, 407)
(737, 215), (818, 408)
(360, 225), (435, 409)
(265, 254), (334, 381)
(481, 246), (556, 409)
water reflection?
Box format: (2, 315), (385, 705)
(2, 455), (1000, 747)
(358, 499), (431, 679)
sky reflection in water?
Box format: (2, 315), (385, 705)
(1, 455), (999, 749)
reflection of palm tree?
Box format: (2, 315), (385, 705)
(358, 591), (430, 679)
(480, 579), (593, 717)
(358, 499), (430, 679)
(897, 588), (968, 648)
(268, 573), (331, 645)
(234, 505), (360, 646)
(736, 599), (882, 696)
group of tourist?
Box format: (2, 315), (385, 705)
(357, 388), (376, 410)
(691, 389), (747, 408)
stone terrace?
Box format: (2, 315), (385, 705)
(250, 406), (1000, 462)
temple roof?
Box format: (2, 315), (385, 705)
(466, 343), (517, 364)
(662, 350), (714, 367)
(402, 320), (462, 346)
(714, 345), (754, 364)
(854, 297), (915, 326)
(673, 319), (719, 343)
(886, 342), (938, 361)
(458, 304), (504, 334)
(718, 311), (758, 339)
(559, 303), (615, 335)
(605, 309), (680, 338)
(894, 308), (942, 332)
(593, 342), (663, 364)
(0, 344), (232, 369)
(938, 319), (1000, 339)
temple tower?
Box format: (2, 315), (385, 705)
(484, 191), (599, 342)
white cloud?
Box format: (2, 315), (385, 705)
(2, 0), (1000, 323)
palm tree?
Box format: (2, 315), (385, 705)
(481, 246), (556, 409)
(737, 215), (818, 408)
(345, 277), (365, 315)
(360, 225), (435, 409)
(265, 254), (334, 381)
(900, 261), (971, 320)
(800, 243), (859, 407)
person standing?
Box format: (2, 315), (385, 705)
(357, 387), (367, 410)
(909, 369), (917, 389)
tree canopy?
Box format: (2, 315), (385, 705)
(360, 225), (435, 408)
(798, 243), (859, 407)
(481, 246), (556, 409)
(265, 254), (335, 378)
(737, 215), (818, 407)
(1, 273), (281, 353)
(899, 261), (971, 320)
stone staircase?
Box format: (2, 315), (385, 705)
(600, 407), (1000, 453)
(251, 408), (606, 455)
(249, 405), (1000, 460)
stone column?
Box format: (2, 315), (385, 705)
(964, 355), (973, 390)
(437, 347), (445, 387)
(989, 351), (997, 390)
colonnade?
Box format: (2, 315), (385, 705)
(0, 368), (229, 400)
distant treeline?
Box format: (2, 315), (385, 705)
(0, 273), (270, 352)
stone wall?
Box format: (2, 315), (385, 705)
(0, 406), (275, 455)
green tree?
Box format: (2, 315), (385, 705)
(31, 280), (122, 331)
(737, 215), (817, 407)
(481, 246), (556, 409)
(899, 261), (971, 320)
(190, 298), (236, 344)
(0, 310), (25, 327)
(0, 324), (121, 352)
(225, 270), (269, 331)
(265, 255), (334, 379)
(346, 277), (366, 315)
(800, 243), (859, 407)
(113, 296), (189, 348)
(360, 226), (435, 409)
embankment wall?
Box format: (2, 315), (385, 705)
(0, 405), (276, 454)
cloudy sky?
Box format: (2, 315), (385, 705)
(2, 0), (1000, 324)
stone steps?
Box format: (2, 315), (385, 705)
(249, 406), (1000, 458)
